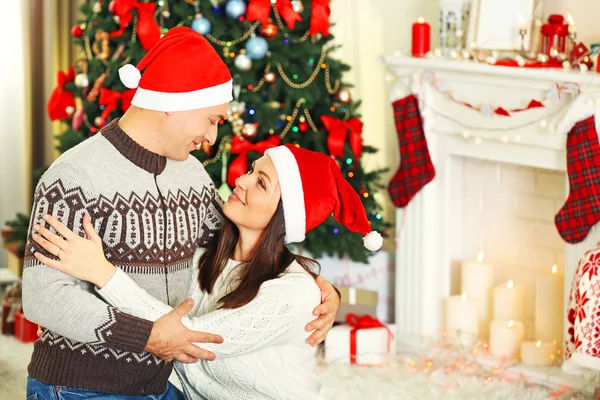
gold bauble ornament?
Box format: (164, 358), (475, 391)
(241, 123), (258, 139)
(264, 71), (276, 83)
(93, 2), (102, 13)
(336, 88), (352, 104)
(94, 116), (103, 126)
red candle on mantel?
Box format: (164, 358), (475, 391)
(412, 17), (431, 57)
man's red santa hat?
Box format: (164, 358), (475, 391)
(118, 27), (232, 112)
(265, 144), (383, 251)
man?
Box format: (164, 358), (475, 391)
(23, 27), (340, 399)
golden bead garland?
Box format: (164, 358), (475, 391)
(324, 65), (340, 94)
(275, 46), (328, 89)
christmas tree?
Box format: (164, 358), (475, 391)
(19, 0), (388, 262)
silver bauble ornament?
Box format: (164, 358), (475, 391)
(336, 88), (352, 104)
(75, 73), (90, 88)
(264, 72), (276, 83)
(234, 54), (253, 71)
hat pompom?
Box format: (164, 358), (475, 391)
(119, 64), (141, 89)
(363, 231), (383, 251)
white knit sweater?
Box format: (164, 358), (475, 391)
(97, 248), (322, 400)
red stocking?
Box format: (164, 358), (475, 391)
(555, 116), (600, 243)
(387, 95), (435, 208)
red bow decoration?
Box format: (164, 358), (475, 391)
(97, 88), (136, 127)
(110, 0), (160, 51)
(310, 0), (331, 37)
(227, 135), (282, 187)
(246, 0), (302, 29)
(321, 116), (363, 162)
(47, 67), (76, 121)
(347, 313), (394, 365)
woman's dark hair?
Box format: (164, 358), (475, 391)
(198, 200), (320, 309)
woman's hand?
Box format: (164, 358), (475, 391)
(32, 214), (116, 288)
(305, 276), (340, 346)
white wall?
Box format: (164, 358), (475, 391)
(0, 0), (29, 268)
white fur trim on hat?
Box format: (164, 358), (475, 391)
(265, 146), (306, 244)
(130, 79), (234, 112)
(119, 64), (142, 89)
(363, 231), (383, 251)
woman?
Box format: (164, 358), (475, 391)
(31, 144), (383, 400)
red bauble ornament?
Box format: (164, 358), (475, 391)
(259, 22), (279, 40)
(71, 25), (84, 38)
(298, 122), (309, 132)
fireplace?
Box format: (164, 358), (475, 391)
(381, 56), (600, 352)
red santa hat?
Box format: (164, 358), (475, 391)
(118, 27), (232, 112)
(265, 144), (383, 251)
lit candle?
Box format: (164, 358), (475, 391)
(461, 251), (494, 336)
(535, 265), (564, 344)
(445, 292), (479, 337)
(567, 13), (576, 33)
(521, 340), (557, 367)
(518, 14), (528, 32)
(493, 280), (526, 321)
(489, 320), (525, 359)
(411, 17), (431, 58)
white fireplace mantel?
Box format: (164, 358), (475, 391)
(382, 56), (600, 346)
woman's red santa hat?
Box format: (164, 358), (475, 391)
(265, 144), (383, 251)
(118, 27), (232, 112)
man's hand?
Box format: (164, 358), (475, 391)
(305, 276), (340, 346)
(145, 298), (224, 363)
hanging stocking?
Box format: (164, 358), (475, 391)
(555, 116), (600, 243)
(386, 94), (435, 208)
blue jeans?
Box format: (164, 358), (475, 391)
(26, 377), (184, 400)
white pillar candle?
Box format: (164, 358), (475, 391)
(461, 251), (494, 336)
(493, 280), (526, 320)
(489, 320), (525, 359)
(535, 265), (564, 345)
(445, 292), (479, 336)
(521, 340), (557, 367)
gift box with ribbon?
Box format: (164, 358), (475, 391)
(325, 313), (396, 366)
(14, 311), (38, 343)
(335, 286), (378, 323)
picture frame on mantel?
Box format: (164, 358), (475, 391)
(467, 0), (539, 50)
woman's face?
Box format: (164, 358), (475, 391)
(223, 155), (281, 232)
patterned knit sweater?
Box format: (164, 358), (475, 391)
(97, 249), (322, 400)
(22, 119), (223, 396)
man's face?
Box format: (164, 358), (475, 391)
(162, 102), (229, 161)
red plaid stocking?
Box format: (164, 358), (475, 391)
(555, 116), (600, 243)
(387, 94), (435, 208)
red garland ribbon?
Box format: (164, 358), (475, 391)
(321, 116), (363, 162)
(47, 66), (76, 121)
(346, 313), (394, 365)
(110, 0), (160, 51)
(98, 88), (136, 127)
(310, 0), (331, 37)
(246, 0), (302, 29)
(226, 135), (282, 187)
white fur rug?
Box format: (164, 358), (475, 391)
(0, 334), (593, 400)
